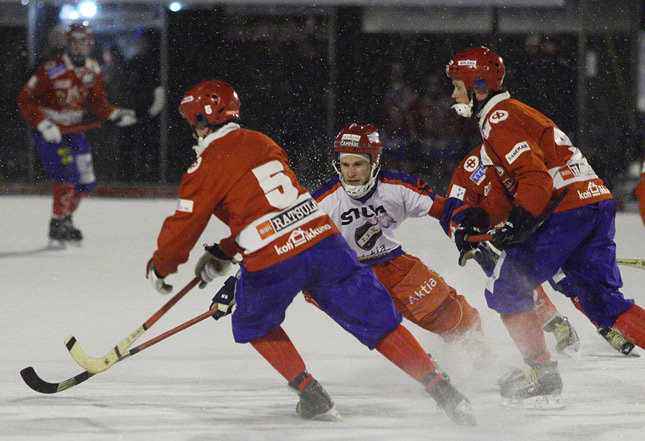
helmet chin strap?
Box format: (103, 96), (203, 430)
(336, 163), (380, 199)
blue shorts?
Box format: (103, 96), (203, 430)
(231, 234), (402, 349)
(33, 130), (96, 192)
(485, 200), (633, 327)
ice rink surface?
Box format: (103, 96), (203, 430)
(1, 195), (645, 441)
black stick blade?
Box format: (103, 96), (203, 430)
(20, 366), (94, 394)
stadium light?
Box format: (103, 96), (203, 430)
(169, 2), (183, 12)
(59, 4), (81, 21)
(79, 2), (98, 18)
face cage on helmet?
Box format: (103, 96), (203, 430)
(332, 159), (381, 199)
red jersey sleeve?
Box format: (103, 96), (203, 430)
(17, 65), (51, 128)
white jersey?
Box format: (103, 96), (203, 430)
(312, 169), (443, 264)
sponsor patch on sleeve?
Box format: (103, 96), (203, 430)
(469, 164), (487, 185)
(505, 141), (531, 165)
(177, 199), (194, 213)
(449, 184), (466, 200)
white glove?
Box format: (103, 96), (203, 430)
(194, 243), (232, 288)
(37, 119), (62, 143)
(146, 259), (173, 294)
(109, 108), (137, 127)
(147, 86), (165, 117)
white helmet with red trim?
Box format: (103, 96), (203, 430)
(332, 123), (383, 199)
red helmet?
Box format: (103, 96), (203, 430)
(65, 22), (94, 43)
(179, 80), (241, 127)
(446, 46), (505, 92)
(333, 123), (383, 166)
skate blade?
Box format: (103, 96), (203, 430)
(47, 239), (67, 250)
(311, 406), (342, 422)
(501, 394), (564, 410)
(557, 343), (581, 357)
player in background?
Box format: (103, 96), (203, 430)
(450, 144), (635, 356)
(635, 153), (645, 226)
(145, 79), (476, 426)
(311, 123), (485, 354)
(17, 21), (137, 244)
(445, 46), (645, 408)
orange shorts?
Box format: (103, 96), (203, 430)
(370, 254), (480, 339)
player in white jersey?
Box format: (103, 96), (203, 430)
(312, 123), (483, 344)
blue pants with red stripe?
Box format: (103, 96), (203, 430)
(485, 200), (633, 328)
(232, 233), (402, 349)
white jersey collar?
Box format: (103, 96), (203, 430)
(192, 122), (241, 157)
(478, 91), (511, 128)
(479, 143), (494, 166)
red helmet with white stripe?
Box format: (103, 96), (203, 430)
(333, 123), (383, 166)
(332, 124), (383, 198)
(446, 46), (505, 92)
(179, 79), (241, 128)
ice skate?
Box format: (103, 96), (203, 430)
(499, 361), (563, 409)
(598, 328), (637, 356)
(62, 215), (83, 242)
(289, 378), (341, 421)
(426, 372), (476, 426)
(544, 315), (579, 356)
(48, 217), (69, 248)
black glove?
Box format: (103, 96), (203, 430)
(473, 243), (499, 276)
(490, 206), (536, 250)
(210, 275), (237, 320)
(454, 207), (490, 267)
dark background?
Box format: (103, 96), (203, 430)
(0, 1), (642, 203)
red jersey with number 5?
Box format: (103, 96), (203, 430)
(152, 124), (339, 275)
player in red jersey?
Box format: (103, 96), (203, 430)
(17, 22), (136, 244)
(446, 46), (645, 408)
(635, 153), (645, 225)
(145, 79), (476, 425)
(450, 145), (635, 357)
(448, 145), (580, 356)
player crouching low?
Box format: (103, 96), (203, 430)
(146, 79), (476, 425)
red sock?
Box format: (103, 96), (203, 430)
(533, 286), (559, 327)
(52, 183), (75, 218)
(613, 305), (645, 350)
(375, 325), (437, 383)
(501, 309), (551, 364)
(250, 326), (308, 386)
(69, 189), (84, 213)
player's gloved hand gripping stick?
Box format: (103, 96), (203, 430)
(467, 188), (569, 246)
